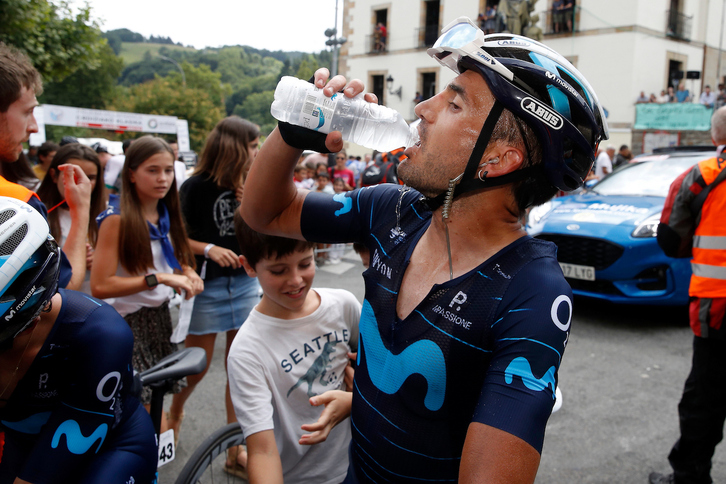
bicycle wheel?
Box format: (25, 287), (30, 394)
(174, 423), (247, 484)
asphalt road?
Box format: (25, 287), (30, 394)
(159, 249), (725, 484)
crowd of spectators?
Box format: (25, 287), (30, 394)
(636, 83), (726, 108)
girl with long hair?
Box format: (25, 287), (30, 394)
(36, 143), (105, 294)
(90, 135), (203, 432)
(167, 116), (260, 474)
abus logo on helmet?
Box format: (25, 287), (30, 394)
(521, 97), (563, 130)
(497, 40), (530, 47)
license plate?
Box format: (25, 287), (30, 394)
(559, 262), (595, 281)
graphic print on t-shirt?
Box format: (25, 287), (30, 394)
(213, 191), (238, 237)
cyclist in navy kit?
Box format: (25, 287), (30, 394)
(242, 17), (607, 483)
(0, 197), (156, 484)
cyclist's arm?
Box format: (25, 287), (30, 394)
(241, 69), (368, 239)
(459, 424), (540, 484)
(246, 430), (284, 484)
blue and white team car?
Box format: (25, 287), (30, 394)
(526, 147), (716, 306)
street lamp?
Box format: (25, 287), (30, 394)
(386, 75), (402, 100)
(158, 55), (186, 87)
(325, 0), (347, 76)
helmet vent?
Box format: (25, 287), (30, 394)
(0, 223), (28, 256)
(0, 209), (16, 225)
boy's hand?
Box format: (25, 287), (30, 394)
(299, 390), (352, 445)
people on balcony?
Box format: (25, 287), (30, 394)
(699, 85), (717, 109)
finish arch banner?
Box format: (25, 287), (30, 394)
(634, 103), (713, 131)
(41, 104), (179, 134)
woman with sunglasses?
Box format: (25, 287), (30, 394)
(243, 17), (607, 484)
(329, 150), (355, 191)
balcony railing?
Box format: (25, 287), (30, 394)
(542, 6), (579, 35)
(666, 10), (692, 41)
(365, 34), (387, 54)
(415, 25), (440, 48)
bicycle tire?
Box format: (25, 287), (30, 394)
(174, 422), (246, 484)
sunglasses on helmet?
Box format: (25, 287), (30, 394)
(428, 17), (514, 82)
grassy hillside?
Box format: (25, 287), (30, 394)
(119, 42), (196, 65)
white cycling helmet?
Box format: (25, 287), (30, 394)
(0, 197), (60, 349)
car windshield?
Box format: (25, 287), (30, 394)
(591, 155), (710, 197)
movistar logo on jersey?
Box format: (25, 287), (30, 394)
(51, 419), (108, 454)
(359, 300), (446, 411)
(505, 357), (556, 399)
(521, 97), (563, 130)
(332, 193), (352, 216)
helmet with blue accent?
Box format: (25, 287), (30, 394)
(0, 197), (60, 349)
(426, 17), (608, 206)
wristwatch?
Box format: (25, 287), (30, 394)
(145, 273), (159, 289)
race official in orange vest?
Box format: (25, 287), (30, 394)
(651, 106), (726, 484)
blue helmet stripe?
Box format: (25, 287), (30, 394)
(528, 53), (573, 121)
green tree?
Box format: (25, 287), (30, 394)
(232, 91), (276, 136)
(295, 55), (320, 81)
(0, 0), (108, 82)
(40, 43), (124, 109)
(111, 76), (225, 152)
(165, 62), (231, 110)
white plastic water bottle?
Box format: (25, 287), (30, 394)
(271, 76), (419, 152)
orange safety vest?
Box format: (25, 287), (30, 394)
(690, 156), (726, 297)
(0, 176), (39, 204)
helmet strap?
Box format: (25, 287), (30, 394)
(426, 100), (535, 210)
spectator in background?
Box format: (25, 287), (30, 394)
(293, 164), (313, 189)
(104, 138), (132, 195)
(168, 140), (188, 189)
(36, 143), (105, 295)
(347, 155), (366, 187)
(483, 4), (498, 34)
(676, 83), (691, 103)
(717, 84), (726, 109)
(612, 145), (632, 169)
(649, 93), (658, 103)
(562, 0), (574, 32)
(314, 171), (334, 194)
(26, 144), (38, 164)
(378, 22), (387, 50)
(168, 117), (261, 468)
(92, 142), (112, 171)
(414, 91), (424, 104)
(329, 151), (355, 191)
(594, 145), (615, 180)
(668, 86), (677, 102)
(699, 85), (717, 108)
(656, 90), (670, 103)
(636, 91), (650, 104)
(552, 0), (565, 33)
(33, 140), (58, 180)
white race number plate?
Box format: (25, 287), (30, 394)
(559, 262), (595, 281)
(157, 429), (176, 467)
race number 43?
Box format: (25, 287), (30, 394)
(158, 429), (176, 467)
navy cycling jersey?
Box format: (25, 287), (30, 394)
(301, 185), (572, 482)
(0, 289), (156, 484)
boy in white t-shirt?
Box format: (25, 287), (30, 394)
(228, 213), (360, 484)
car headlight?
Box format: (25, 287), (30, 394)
(527, 201), (553, 226)
(632, 212), (661, 238)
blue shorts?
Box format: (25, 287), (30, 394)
(187, 274), (260, 335)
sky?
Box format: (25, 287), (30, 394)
(76, 0), (344, 53)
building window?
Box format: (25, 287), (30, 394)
(369, 9), (388, 53)
(422, 72), (436, 100)
(666, 0), (692, 41)
(371, 74), (385, 105)
(418, 0), (440, 48)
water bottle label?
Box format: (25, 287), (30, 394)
(300, 89), (337, 133)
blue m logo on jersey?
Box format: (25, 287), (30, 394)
(359, 300), (446, 411)
(332, 193), (352, 216)
(51, 419), (108, 454)
(504, 357), (556, 399)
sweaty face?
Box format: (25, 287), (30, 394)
(0, 87), (39, 163)
(401, 70), (495, 197)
